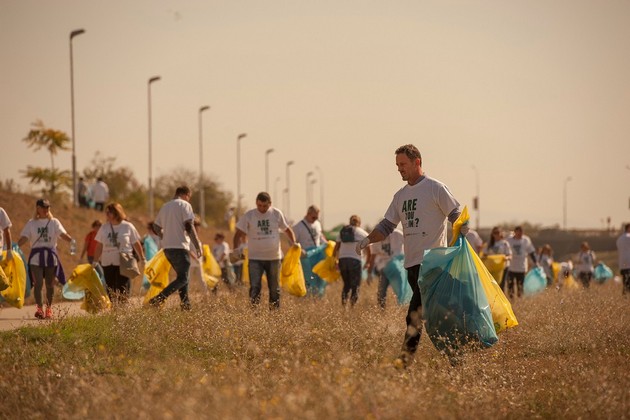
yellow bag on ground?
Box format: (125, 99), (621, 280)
(453, 207), (518, 333)
(143, 249), (172, 305)
(0, 251), (27, 308)
(482, 254), (507, 284)
(280, 244), (306, 297)
(67, 264), (112, 314)
(201, 244), (220, 289)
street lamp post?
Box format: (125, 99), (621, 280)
(198, 105), (210, 227)
(265, 148), (275, 192)
(563, 176), (572, 230)
(472, 165), (480, 231)
(69, 28), (85, 207)
(236, 133), (247, 214)
(286, 160), (295, 221)
(310, 179), (317, 206)
(147, 75), (161, 219)
(315, 165), (324, 228)
(306, 171), (314, 206)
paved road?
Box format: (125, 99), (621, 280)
(0, 301), (86, 331)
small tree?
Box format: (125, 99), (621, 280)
(21, 120), (71, 194)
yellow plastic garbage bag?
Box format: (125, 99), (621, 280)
(241, 248), (250, 285)
(482, 254), (507, 284)
(313, 240), (340, 283)
(143, 249), (172, 305)
(66, 264), (112, 314)
(0, 250), (27, 308)
(0, 265), (9, 292)
(454, 207), (518, 333)
(280, 244), (307, 297)
(201, 244), (220, 289)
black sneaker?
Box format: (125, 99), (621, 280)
(148, 296), (165, 308)
(180, 302), (192, 311)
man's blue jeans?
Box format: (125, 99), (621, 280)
(248, 259), (281, 308)
(159, 249), (192, 306)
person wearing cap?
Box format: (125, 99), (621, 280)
(0, 207), (13, 262)
(17, 199), (74, 320)
(354, 144), (464, 368)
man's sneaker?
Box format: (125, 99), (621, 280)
(34, 306), (45, 319)
(180, 302), (192, 311)
(393, 351), (414, 369)
(148, 295), (165, 308)
(45, 306), (53, 319)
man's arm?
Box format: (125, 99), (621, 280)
(233, 228), (246, 250)
(184, 220), (202, 257)
(3, 227), (12, 260)
(284, 226), (296, 247)
(151, 223), (163, 239)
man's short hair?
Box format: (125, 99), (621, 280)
(256, 192), (271, 203)
(307, 205), (320, 214)
(395, 144), (422, 161)
(625, 223), (630, 232)
(349, 215), (361, 226)
(175, 186), (191, 197)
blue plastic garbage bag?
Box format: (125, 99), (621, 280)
(302, 244), (328, 297)
(382, 254), (412, 305)
(594, 263), (613, 284)
(419, 236), (498, 355)
(524, 267), (547, 296)
(142, 235), (159, 290)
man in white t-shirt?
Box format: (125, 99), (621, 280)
(334, 215), (371, 307)
(149, 185), (202, 310)
(91, 177), (110, 212)
(233, 192), (296, 309)
(355, 144), (464, 368)
(616, 223), (630, 295)
(0, 207), (13, 261)
(370, 227), (404, 308)
(293, 205), (328, 297)
(505, 226), (537, 298)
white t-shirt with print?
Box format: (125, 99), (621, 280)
(91, 181), (109, 202)
(575, 250), (596, 273)
(482, 239), (512, 258)
(372, 228), (404, 271)
(155, 198), (196, 250)
(95, 221), (141, 267)
(293, 219), (323, 249)
(236, 207), (290, 260)
(0, 207), (12, 251)
(336, 226), (369, 261)
(506, 235), (535, 273)
(383, 176), (460, 268)
(20, 218), (68, 265)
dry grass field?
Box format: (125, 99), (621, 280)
(1, 189), (629, 418)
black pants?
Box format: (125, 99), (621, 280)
(506, 271), (525, 298)
(103, 265), (131, 303)
(339, 258), (361, 306)
(402, 264), (423, 354)
(621, 269), (630, 294)
(578, 271), (593, 288)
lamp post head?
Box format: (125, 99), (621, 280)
(149, 76), (161, 84)
(266, 148), (275, 155)
(566, 176), (572, 183)
(287, 160), (294, 167)
(238, 133), (247, 140)
(70, 29), (86, 39)
(199, 105), (210, 113)
(307, 171), (314, 177)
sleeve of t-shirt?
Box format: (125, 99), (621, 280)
(276, 210), (289, 231)
(383, 194), (400, 225)
(54, 219), (67, 236)
(129, 223), (141, 243)
(94, 225), (107, 244)
(436, 184), (460, 218)
(235, 214), (247, 233)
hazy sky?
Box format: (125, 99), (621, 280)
(2, 0), (630, 231)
